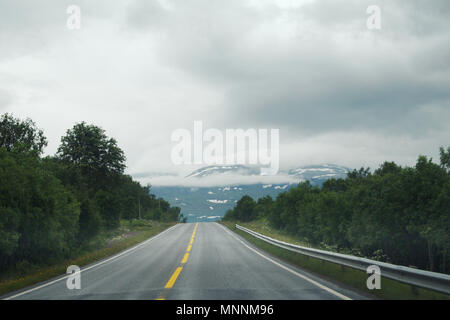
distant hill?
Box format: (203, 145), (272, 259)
(186, 164), (261, 178)
(151, 164), (351, 222)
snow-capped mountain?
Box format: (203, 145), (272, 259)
(151, 183), (296, 223)
(186, 165), (261, 178)
(151, 164), (352, 222)
(288, 164), (351, 182)
(185, 164), (351, 184)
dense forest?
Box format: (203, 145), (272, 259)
(224, 148), (450, 274)
(0, 113), (182, 272)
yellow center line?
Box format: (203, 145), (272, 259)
(181, 252), (190, 264)
(164, 266), (183, 289)
(157, 223), (199, 299)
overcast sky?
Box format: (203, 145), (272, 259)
(1, 0), (449, 186)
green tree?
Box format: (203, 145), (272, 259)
(94, 190), (122, 229)
(77, 198), (102, 241)
(57, 122), (126, 183)
(0, 113), (47, 155)
(374, 161), (402, 176)
(255, 195), (274, 220)
(228, 147), (450, 273)
(0, 149), (79, 267)
(234, 195), (257, 222)
(223, 209), (236, 221)
(440, 146), (450, 172)
(0, 114), (183, 274)
(347, 167), (371, 180)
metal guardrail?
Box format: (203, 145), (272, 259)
(236, 224), (450, 295)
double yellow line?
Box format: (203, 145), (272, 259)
(157, 223), (198, 300)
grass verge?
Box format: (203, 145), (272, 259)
(0, 220), (176, 297)
(221, 221), (449, 300)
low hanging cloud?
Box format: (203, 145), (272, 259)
(0, 0), (449, 186)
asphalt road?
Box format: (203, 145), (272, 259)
(3, 222), (368, 300)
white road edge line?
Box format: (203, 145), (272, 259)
(217, 223), (352, 300)
(3, 224), (181, 300)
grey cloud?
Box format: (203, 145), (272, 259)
(127, 1), (450, 141)
(0, 0), (449, 183)
(126, 0), (169, 29)
(0, 89), (12, 110)
(299, 0), (450, 37)
(0, 0), (122, 60)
